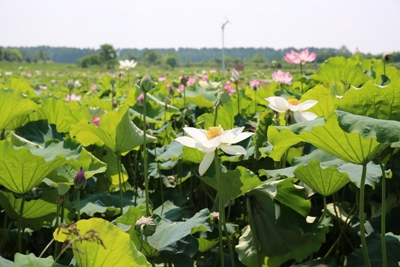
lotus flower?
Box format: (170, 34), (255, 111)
(266, 96), (318, 123)
(284, 48), (317, 65)
(271, 70), (293, 84)
(249, 79), (260, 89)
(136, 93), (144, 106)
(175, 126), (253, 175)
(65, 93), (82, 102)
(224, 81), (236, 96)
(231, 69), (240, 82)
(187, 77), (196, 86)
(74, 167), (86, 190)
(119, 59), (137, 70)
(92, 117), (100, 126)
(158, 76), (166, 82)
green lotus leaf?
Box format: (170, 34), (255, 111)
(336, 79), (400, 121)
(147, 208), (212, 250)
(11, 120), (64, 146)
(0, 256), (12, 267)
(199, 166), (263, 200)
(102, 147), (128, 185)
(0, 88), (39, 131)
(14, 253), (59, 267)
(0, 135), (103, 194)
(269, 112), (393, 165)
(0, 77), (39, 102)
(254, 111), (274, 160)
(346, 232), (400, 267)
(301, 84), (336, 117)
(78, 190), (143, 217)
(311, 56), (370, 86)
(41, 96), (83, 133)
(237, 194), (328, 267)
(184, 86), (219, 108)
(0, 188), (72, 230)
(70, 105), (156, 154)
(293, 159), (350, 196)
(115, 206), (159, 259)
(57, 218), (152, 267)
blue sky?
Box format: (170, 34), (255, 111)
(1, 0), (399, 54)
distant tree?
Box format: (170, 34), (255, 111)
(3, 48), (23, 62)
(143, 49), (162, 65)
(99, 44), (117, 69)
(251, 54), (268, 67)
(37, 49), (50, 62)
(78, 53), (101, 68)
(163, 53), (179, 68)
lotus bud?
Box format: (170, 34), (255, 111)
(140, 71), (153, 92)
(231, 69), (240, 84)
(167, 83), (174, 95)
(135, 216), (156, 237)
(92, 117), (100, 126)
(74, 167), (86, 190)
(382, 52), (394, 64)
(180, 75), (188, 86)
(136, 93), (144, 106)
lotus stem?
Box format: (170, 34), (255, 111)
(378, 158), (388, 267)
(359, 163), (371, 267)
(214, 151), (225, 267)
(17, 194), (26, 253)
(214, 151), (236, 267)
(116, 153), (124, 215)
(300, 64), (304, 94)
(236, 83), (240, 114)
(76, 189), (81, 220)
(143, 91), (150, 216)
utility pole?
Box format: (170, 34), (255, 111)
(221, 19), (229, 76)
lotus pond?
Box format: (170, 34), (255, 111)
(0, 52), (400, 267)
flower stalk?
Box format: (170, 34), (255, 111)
(359, 163), (371, 267)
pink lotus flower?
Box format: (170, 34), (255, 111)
(284, 48), (317, 65)
(209, 69), (217, 74)
(136, 93), (144, 106)
(65, 93), (82, 102)
(271, 70), (293, 84)
(177, 84), (185, 93)
(91, 84), (97, 90)
(158, 76), (166, 82)
(92, 117), (100, 126)
(249, 79), (260, 89)
(224, 81), (236, 96)
(200, 75), (208, 81)
(187, 77), (196, 86)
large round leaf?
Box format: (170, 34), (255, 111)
(54, 218), (151, 267)
(293, 159), (350, 196)
(70, 105), (156, 154)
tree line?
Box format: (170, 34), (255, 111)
(1, 45), (398, 69)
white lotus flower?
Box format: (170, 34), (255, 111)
(266, 96), (318, 123)
(175, 126), (254, 176)
(119, 59), (137, 70)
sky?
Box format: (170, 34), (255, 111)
(1, 0), (399, 55)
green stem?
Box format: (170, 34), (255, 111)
(17, 194), (26, 253)
(214, 152), (224, 267)
(300, 64), (304, 94)
(236, 83), (240, 114)
(143, 91), (150, 216)
(253, 88), (257, 114)
(116, 153), (124, 215)
(77, 190), (81, 221)
(213, 100), (221, 126)
(0, 214), (7, 254)
(378, 158), (388, 267)
(54, 198), (61, 258)
(214, 151), (236, 267)
(359, 163), (371, 267)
